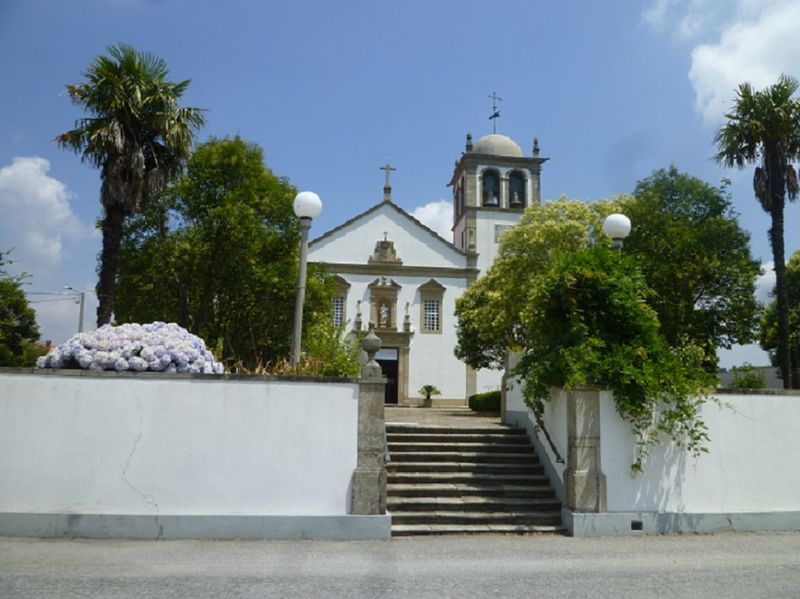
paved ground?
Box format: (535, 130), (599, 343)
(2, 532), (800, 598)
(386, 406), (504, 428)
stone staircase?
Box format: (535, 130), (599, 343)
(386, 422), (564, 536)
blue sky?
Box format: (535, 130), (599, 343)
(2, 0), (799, 367)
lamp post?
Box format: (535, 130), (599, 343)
(291, 191), (322, 368)
(64, 285), (86, 333)
(602, 213), (631, 250)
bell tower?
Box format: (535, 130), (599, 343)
(450, 133), (548, 275)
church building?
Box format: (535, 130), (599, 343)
(308, 132), (547, 405)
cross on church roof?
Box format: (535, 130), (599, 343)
(488, 91), (502, 134)
(380, 163), (396, 202)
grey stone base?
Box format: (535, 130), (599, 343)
(0, 513), (392, 540)
(564, 508), (800, 537)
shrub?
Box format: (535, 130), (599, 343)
(729, 363), (767, 389)
(469, 390), (501, 413)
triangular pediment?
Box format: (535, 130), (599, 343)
(308, 201), (466, 269)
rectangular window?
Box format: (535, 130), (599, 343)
(423, 299), (440, 333)
(332, 297), (345, 328)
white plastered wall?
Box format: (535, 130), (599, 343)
(0, 372), (359, 516)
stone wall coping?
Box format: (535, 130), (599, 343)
(0, 367), (358, 385)
(715, 387), (800, 396)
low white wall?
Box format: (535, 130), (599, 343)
(601, 392), (800, 514)
(0, 370), (361, 524)
(504, 376), (800, 533)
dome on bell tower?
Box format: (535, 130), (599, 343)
(471, 133), (523, 158)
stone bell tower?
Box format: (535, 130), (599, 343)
(450, 133), (548, 275)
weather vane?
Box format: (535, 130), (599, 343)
(488, 91), (502, 133)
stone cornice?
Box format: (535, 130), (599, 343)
(316, 262), (478, 279)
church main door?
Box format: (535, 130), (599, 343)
(376, 347), (399, 404)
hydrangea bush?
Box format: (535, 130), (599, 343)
(36, 322), (224, 374)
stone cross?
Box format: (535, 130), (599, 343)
(380, 163), (396, 187)
(380, 164), (396, 202)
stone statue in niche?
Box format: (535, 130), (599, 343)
(379, 302), (390, 327)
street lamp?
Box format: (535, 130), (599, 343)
(64, 285), (86, 333)
(602, 213), (631, 250)
(291, 191), (323, 368)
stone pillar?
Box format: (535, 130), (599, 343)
(564, 388), (607, 513)
(351, 323), (387, 515)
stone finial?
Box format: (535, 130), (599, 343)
(466, 133), (473, 152)
(533, 137), (540, 157)
(403, 302), (411, 333)
(361, 322), (382, 379)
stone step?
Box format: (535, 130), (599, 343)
(390, 510), (562, 526)
(386, 461), (544, 474)
(391, 523), (566, 536)
(386, 472), (551, 485)
(385, 424), (526, 436)
(387, 483), (556, 498)
(388, 442), (535, 453)
(387, 496), (562, 512)
(388, 452), (540, 464)
(387, 433), (529, 444)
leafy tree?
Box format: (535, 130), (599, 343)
(0, 250), (41, 366)
(714, 74), (800, 388)
(115, 137), (333, 369)
(518, 244), (713, 471)
(619, 166), (761, 368)
(56, 44), (205, 327)
(455, 197), (618, 369)
(759, 249), (800, 387)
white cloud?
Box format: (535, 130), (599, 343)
(411, 199), (453, 242)
(642, 0), (800, 125)
(755, 261), (776, 304)
(689, 2), (800, 124)
(0, 156), (94, 278)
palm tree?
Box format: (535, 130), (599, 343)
(57, 44), (205, 326)
(714, 74), (800, 388)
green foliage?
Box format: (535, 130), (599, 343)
(115, 137), (333, 370)
(729, 363), (767, 389)
(56, 44), (205, 326)
(468, 390), (501, 413)
(455, 196), (619, 369)
(300, 322), (361, 377)
(759, 250), (800, 387)
(0, 250), (41, 366)
(519, 245), (714, 473)
(418, 384), (442, 400)
(620, 166), (761, 368)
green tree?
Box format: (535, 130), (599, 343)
(518, 244), (713, 471)
(620, 166), (761, 368)
(0, 250), (41, 366)
(115, 136), (333, 369)
(714, 74), (800, 388)
(759, 249), (800, 387)
(56, 44), (205, 327)
(455, 196), (618, 369)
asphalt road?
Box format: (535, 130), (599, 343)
(2, 532), (800, 598)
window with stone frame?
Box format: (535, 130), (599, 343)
(332, 296), (345, 328)
(331, 276), (350, 329)
(423, 299), (441, 333)
(418, 279), (446, 334)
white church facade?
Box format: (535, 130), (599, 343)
(308, 132), (547, 405)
